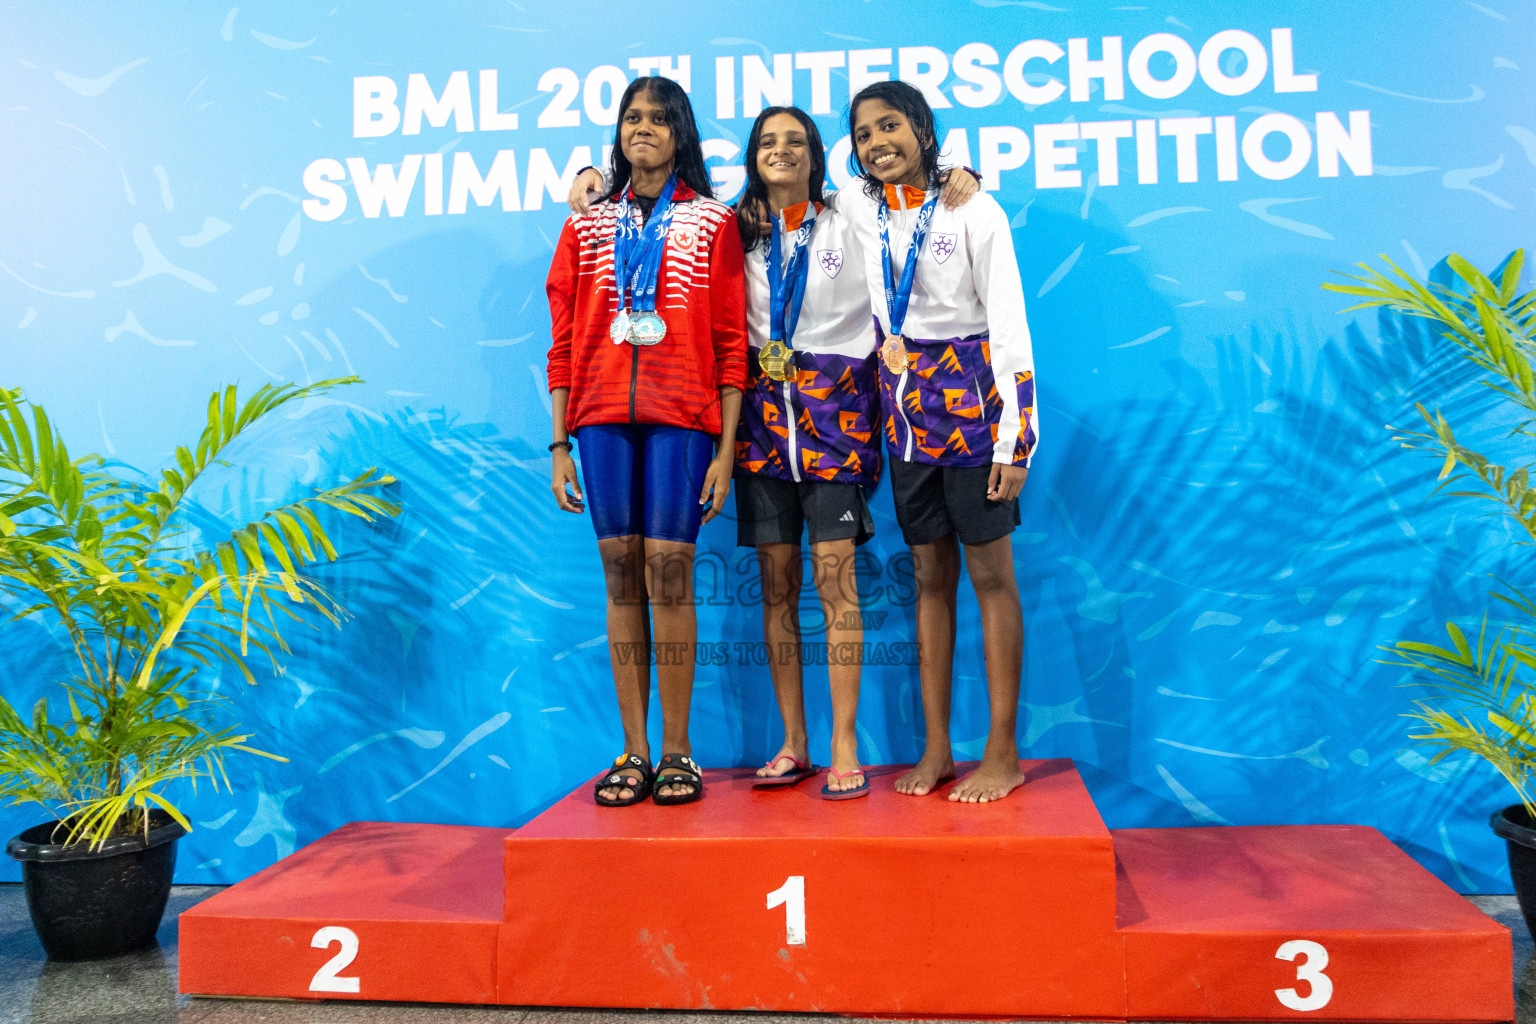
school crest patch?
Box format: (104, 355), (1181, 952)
(818, 248), (843, 278)
(930, 233), (957, 264)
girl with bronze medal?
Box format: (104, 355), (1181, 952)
(545, 77), (748, 807)
(875, 184), (937, 375)
(848, 81), (1038, 804)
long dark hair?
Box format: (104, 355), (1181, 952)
(605, 76), (713, 201)
(847, 80), (941, 201)
(735, 106), (826, 252)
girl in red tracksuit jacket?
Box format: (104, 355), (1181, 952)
(545, 76), (746, 807)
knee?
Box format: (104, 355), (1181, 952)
(644, 546), (695, 606)
(756, 549), (802, 608)
(810, 562), (858, 612)
(761, 580), (795, 609)
(967, 559), (1017, 597)
(598, 539), (643, 599)
(911, 554), (957, 593)
(815, 567), (860, 617)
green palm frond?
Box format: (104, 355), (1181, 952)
(98, 377), (364, 567)
(0, 377), (400, 847)
(1385, 616), (1530, 717)
(1407, 701), (1536, 819)
(1329, 251), (1536, 542)
(1344, 249), (1536, 815)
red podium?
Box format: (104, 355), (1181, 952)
(178, 760), (1512, 1020)
(1115, 825), (1512, 1021)
(177, 820), (506, 1004)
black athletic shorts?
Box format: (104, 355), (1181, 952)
(734, 474), (875, 548)
(888, 459), (1021, 547)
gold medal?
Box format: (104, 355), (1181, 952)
(759, 340), (793, 381)
(881, 334), (909, 374)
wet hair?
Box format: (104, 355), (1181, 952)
(736, 106), (827, 252)
(606, 76), (713, 201)
(846, 80), (941, 201)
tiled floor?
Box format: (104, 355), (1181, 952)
(0, 884), (1528, 1023)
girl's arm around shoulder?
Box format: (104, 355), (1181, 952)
(824, 185), (881, 263)
(826, 184), (880, 224)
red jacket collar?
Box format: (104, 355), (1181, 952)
(627, 179), (696, 203)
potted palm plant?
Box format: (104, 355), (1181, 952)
(0, 376), (399, 959)
(1325, 249), (1536, 932)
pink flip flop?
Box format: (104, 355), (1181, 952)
(753, 754), (818, 788)
(820, 766), (870, 801)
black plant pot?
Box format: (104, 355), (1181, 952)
(5, 810), (185, 960)
(1491, 804), (1536, 940)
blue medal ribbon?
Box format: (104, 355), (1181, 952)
(612, 174), (678, 315)
(767, 207), (816, 345)
(876, 188), (940, 338)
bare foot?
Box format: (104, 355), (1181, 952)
(756, 746), (810, 779)
(948, 757), (1025, 803)
(895, 751), (956, 796)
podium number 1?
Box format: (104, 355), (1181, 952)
(309, 926), (361, 993)
(766, 876), (805, 945)
(1274, 940), (1332, 1011)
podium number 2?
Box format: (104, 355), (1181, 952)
(1274, 940), (1332, 1011)
(766, 876), (805, 945)
(309, 926), (361, 993)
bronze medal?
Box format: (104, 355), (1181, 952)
(759, 340), (792, 381)
(881, 334), (909, 374)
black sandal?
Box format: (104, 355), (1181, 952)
(652, 753), (704, 806)
(593, 753), (653, 807)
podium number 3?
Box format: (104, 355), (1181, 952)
(309, 926), (361, 993)
(1274, 939), (1332, 1011)
(766, 876), (805, 945)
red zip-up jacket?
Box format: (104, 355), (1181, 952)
(546, 182), (747, 435)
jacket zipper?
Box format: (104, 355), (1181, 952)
(628, 342), (639, 423)
(784, 380), (800, 482)
(627, 201), (645, 424)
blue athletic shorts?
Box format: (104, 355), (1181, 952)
(575, 423), (715, 543)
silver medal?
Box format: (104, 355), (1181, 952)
(609, 310), (631, 346)
(627, 311), (667, 346)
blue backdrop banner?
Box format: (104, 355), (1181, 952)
(2, 1), (1534, 889)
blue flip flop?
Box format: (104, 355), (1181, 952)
(753, 755), (818, 788)
(821, 766), (870, 800)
